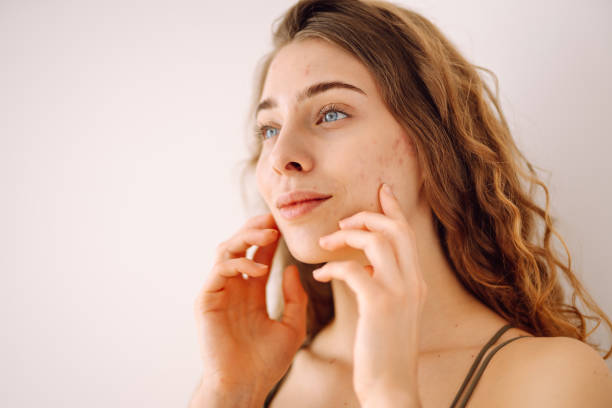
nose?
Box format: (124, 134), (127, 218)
(269, 125), (313, 175)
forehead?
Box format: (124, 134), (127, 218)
(261, 38), (376, 102)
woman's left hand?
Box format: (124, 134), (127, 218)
(313, 183), (426, 408)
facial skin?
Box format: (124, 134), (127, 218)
(253, 37), (522, 373)
(255, 37), (424, 265)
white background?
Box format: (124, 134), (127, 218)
(1, 0), (611, 407)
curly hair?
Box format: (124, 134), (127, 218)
(238, 0), (611, 358)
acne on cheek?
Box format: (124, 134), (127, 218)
(390, 135), (414, 165)
(393, 137), (401, 149)
(376, 136), (404, 169)
(392, 135), (413, 158)
(376, 135), (411, 188)
(355, 134), (407, 201)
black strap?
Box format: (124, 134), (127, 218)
(265, 324), (528, 408)
(455, 335), (530, 407)
(449, 323), (514, 408)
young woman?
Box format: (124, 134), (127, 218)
(190, 1), (612, 407)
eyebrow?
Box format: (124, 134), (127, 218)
(255, 80), (367, 118)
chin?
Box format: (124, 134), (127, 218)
(284, 235), (365, 265)
(284, 236), (328, 264)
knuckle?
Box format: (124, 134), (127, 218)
(389, 221), (404, 236)
(371, 232), (385, 246)
(344, 260), (362, 271)
(193, 294), (204, 314)
(210, 262), (221, 276)
(215, 241), (227, 255)
(393, 219), (408, 233)
(211, 261), (230, 278)
(373, 233), (392, 251)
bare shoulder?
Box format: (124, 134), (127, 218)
(473, 335), (612, 408)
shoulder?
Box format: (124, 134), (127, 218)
(474, 335), (612, 408)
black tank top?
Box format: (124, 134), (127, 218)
(263, 323), (530, 407)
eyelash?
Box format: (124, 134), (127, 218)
(254, 103), (349, 141)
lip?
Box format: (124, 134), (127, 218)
(276, 190), (332, 221)
(278, 197), (331, 220)
(276, 191), (333, 209)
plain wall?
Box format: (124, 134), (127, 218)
(1, 0), (610, 407)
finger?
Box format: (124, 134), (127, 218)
(252, 230), (282, 266)
(312, 260), (379, 304)
(319, 229), (402, 289)
(204, 258), (269, 293)
(245, 244), (280, 310)
(338, 210), (419, 286)
(339, 211), (394, 233)
(215, 212), (277, 262)
(243, 212), (277, 230)
(247, 234), (286, 308)
(378, 183), (423, 286)
(379, 183), (410, 223)
(280, 265), (308, 340)
(340, 184), (414, 242)
(215, 228), (279, 263)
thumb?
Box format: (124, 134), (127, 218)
(280, 264), (308, 339)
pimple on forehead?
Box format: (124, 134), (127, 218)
(304, 64), (310, 76)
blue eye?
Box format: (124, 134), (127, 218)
(318, 104), (349, 124)
(264, 128), (278, 139)
(255, 104), (349, 141)
(254, 126), (278, 141)
(322, 110), (348, 123)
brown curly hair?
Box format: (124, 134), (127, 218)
(237, 0), (612, 359)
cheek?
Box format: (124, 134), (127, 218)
(356, 134), (412, 187)
(350, 155), (387, 210)
(387, 134), (414, 169)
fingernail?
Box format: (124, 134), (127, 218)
(382, 183), (394, 196)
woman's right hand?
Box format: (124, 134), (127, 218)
(193, 212), (308, 403)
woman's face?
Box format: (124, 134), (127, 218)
(255, 38), (423, 264)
